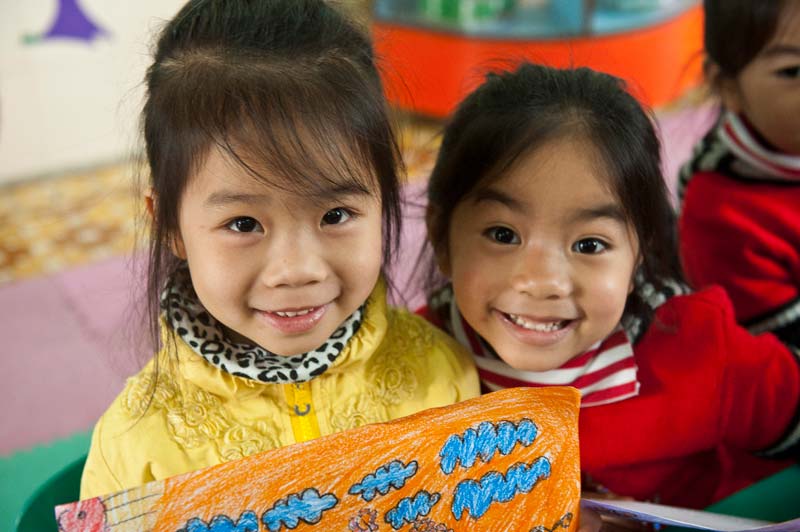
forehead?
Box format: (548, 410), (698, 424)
(761, 3), (800, 53)
(188, 126), (378, 196)
(477, 136), (619, 211)
(186, 144), (374, 206)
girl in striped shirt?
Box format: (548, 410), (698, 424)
(419, 63), (800, 509)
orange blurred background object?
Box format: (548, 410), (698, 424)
(374, 5), (704, 117)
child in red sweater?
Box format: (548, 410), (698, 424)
(678, 0), (800, 352)
(420, 63), (800, 509)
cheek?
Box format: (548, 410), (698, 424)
(355, 219), (384, 270)
(190, 256), (249, 302)
(334, 221), (384, 291)
(184, 239), (254, 294)
(450, 253), (498, 310)
(583, 266), (635, 318)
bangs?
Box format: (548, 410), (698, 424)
(150, 50), (390, 201)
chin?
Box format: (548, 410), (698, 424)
(268, 341), (320, 357)
(497, 344), (570, 373)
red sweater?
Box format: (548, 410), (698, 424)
(679, 169), (800, 327)
(419, 287), (800, 508)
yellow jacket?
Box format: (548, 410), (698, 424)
(80, 281), (479, 498)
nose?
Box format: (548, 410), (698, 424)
(510, 245), (572, 300)
(260, 230), (329, 288)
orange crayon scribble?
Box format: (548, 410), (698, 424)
(148, 387), (580, 531)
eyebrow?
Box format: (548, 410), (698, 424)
(473, 188), (626, 224)
(204, 183), (371, 208)
(569, 204), (628, 225)
(472, 188), (527, 213)
(761, 44), (800, 58)
(204, 190), (269, 207)
(204, 191), (271, 208)
(306, 182), (373, 201)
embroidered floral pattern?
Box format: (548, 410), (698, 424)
(122, 367), (280, 459)
(367, 311), (426, 405)
(166, 388), (228, 449)
(221, 421), (279, 461)
(123, 370), (178, 418)
(329, 393), (388, 433)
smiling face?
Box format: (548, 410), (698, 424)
(443, 136), (639, 371)
(721, 2), (800, 154)
(173, 145), (383, 356)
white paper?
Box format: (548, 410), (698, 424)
(580, 498), (800, 531)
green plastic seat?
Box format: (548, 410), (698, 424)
(15, 455), (86, 532)
(706, 465), (800, 522)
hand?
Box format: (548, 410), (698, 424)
(577, 507), (603, 532)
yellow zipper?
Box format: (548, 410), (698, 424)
(284, 381), (321, 442)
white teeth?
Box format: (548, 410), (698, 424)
(274, 308), (313, 318)
(507, 313), (566, 332)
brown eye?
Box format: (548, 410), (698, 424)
(776, 65), (800, 78)
(573, 238), (608, 254)
(485, 226), (520, 245)
(227, 217), (260, 233)
(321, 208), (351, 225)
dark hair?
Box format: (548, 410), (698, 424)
(426, 63), (684, 329)
(140, 0), (403, 354)
(703, 0), (787, 82)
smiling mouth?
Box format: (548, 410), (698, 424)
(504, 312), (571, 332)
(258, 304), (329, 334)
(271, 308), (316, 318)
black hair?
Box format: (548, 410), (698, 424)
(703, 0), (787, 84)
(425, 63), (684, 330)
(139, 0), (403, 356)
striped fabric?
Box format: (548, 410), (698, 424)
(719, 113), (800, 181)
(678, 112), (800, 206)
(447, 296), (640, 408)
(677, 112), (800, 352)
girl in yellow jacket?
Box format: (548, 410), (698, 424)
(80, 0), (479, 499)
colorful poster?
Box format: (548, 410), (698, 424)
(56, 387), (581, 531)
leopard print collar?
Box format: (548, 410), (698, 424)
(161, 266), (363, 384)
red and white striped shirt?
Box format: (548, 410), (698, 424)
(445, 296), (640, 408)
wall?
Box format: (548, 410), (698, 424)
(0, 0), (185, 184)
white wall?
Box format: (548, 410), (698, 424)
(0, 0), (186, 184)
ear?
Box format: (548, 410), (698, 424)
(705, 61), (744, 113)
(146, 189), (187, 260)
(144, 188), (155, 218)
(719, 78), (744, 114)
(425, 205), (451, 277)
(170, 233), (188, 261)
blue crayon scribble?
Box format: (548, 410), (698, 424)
(349, 460), (418, 501)
(261, 488), (338, 532)
(451, 457), (551, 520)
(439, 419), (538, 474)
(178, 511), (259, 532)
(384, 491), (441, 530)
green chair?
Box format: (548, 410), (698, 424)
(706, 465), (800, 523)
(664, 465), (800, 531)
(15, 455), (86, 532)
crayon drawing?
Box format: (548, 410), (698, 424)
(56, 386), (581, 531)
